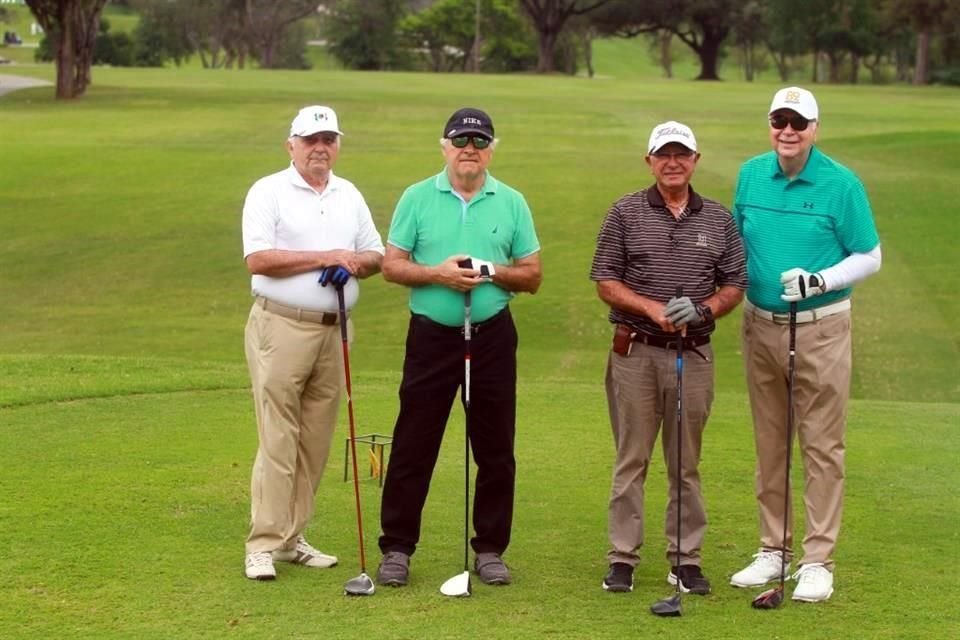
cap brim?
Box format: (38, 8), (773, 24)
(447, 128), (492, 140)
(293, 128), (344, 137)
(649, 139), (697, 154)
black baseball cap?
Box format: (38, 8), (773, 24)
(443, 107), (494, 140)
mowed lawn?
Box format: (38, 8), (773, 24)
(0, 61), (958, 639)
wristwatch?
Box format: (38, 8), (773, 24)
(695, 303), (714, 324)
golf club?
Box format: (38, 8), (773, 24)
(752, 301), (797, 610)
(440, 282), (473, 597)
(336, 285), (375, 597)
(651, 285), (686, 618)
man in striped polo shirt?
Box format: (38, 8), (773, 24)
(729, 87), (881, 602)
(591, 121), (747, 595)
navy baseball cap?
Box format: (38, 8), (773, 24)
(443, 107), (494, 140)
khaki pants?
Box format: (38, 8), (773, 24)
(605, 343), (714, 567)
(742, 309), (851, 568)
(244, 302), (348, 554)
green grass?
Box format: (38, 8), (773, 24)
(1, 56), (958, 639)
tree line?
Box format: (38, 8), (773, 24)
(24, 0), (960, 99)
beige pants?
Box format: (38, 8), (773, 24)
(605, 343), (715, 567)
(244, 302), (348, 554)
(742, 309), (851, 568)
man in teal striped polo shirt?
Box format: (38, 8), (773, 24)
(376, 108), (542, 588)
(730, 87), (881, 603)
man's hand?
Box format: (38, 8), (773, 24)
(780, 268), (826, 302)
(319, 265), (351, 289)
(664, 296), (706, 328)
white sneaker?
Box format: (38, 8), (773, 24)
(245, 551), (276, 580)
(791, 563), (834, 602)
(730, 549), (791, 587)
(273, 536), (338, 568)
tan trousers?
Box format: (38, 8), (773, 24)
(605, 343), (714, 567)
(244, 302), (348, 554)
(742, 309), (851, 568)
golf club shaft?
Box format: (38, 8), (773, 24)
(674, 285), (683, 594)
(780, 301), (798, 584)
(338, 287), (367, 573)
(463, 290), (472, 573)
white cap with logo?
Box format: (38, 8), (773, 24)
(648, 121), (697, 154)
(769, 87), (818, 120)
(289, 105), (343, 137)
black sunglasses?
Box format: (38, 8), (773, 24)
(769, 113), (815, 131)
(450, 135), (491, 150)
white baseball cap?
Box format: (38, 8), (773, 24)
(769, 87), (819, 120)
(289, 105), (343, 137)
(647, 121), (697, 154)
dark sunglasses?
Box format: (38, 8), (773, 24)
(769, 113), (815, 131)
(450, 135), (491, 150)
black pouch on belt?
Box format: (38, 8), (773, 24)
(612, 324), (635, 356)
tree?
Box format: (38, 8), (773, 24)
(25, 0), (110, 99)
(517, 0), (610, 73)
(589, 0), (739, 80)
(243, 0), (318, 69)
(324, 0), (411, 70)
(883, 0), (952, 84)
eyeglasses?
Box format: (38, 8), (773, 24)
(450, 135), (491, 150)
(651, 150), (696, 162)
(769, 113), (815, 131)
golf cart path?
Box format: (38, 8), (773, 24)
(0, 73), (52, 96)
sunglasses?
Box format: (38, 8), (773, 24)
(769, 113), (815, 131)
(450, 135), (491, 150)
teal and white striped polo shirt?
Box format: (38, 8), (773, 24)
(732, 146), (880, 313)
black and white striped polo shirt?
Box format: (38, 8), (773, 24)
(590, 185), (748, 339)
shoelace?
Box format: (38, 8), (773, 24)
(792, 563), (826, 583)
(248, 552), (272, 567)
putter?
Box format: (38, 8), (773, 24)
(651, 286), (686, 618)
(336, 286), (375, 597)
(440, 285), (473, 598)
(752, 301), (797, 610)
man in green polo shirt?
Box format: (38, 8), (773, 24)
(375, 107), (542, 588)
(730, 87), (881, 603)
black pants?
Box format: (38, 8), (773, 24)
(379, 308), (518, 557)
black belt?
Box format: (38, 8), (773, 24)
(632, 332), (710, 350)
(413, 306), (510, 335)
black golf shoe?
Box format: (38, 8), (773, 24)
(669, 564), (711, 595)
(376, 551), (410, 586)
(602, 562), (634, 592)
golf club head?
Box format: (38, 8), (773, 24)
(751, 585), (785, 609)
(343, 572), (375, 596)
(439, 570), (472, 597)
(650, 594), (682, 617)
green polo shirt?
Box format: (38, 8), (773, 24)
(732, 146), (880, 313)
(388, 169), (540, 326)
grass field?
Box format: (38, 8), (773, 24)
(1, 49), (958, 639)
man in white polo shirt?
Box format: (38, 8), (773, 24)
(241, 105), (385, 580)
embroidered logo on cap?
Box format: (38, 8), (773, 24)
(785, 90), (802, 104)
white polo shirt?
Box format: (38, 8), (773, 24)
(242, 165), (385, 312)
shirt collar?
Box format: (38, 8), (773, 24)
(435, 168), (498, 195)
(645, 184), (704, 212)
(770, 146), (821, 184)
(286, 163), (339, 194)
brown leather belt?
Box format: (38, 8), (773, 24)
(255, 296), (340, 325)
(633, 332), (710, 350)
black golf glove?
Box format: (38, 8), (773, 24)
(319, 265), (351, 289)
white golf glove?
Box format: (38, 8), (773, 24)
(780, 268), (826, 302)
(469, 257), (496, 281)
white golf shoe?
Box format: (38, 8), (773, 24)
(730, 549), (791, 587)
(791, 563), (834, 602)
(245, 551), (276, 580)
(273, 536), (338, 568)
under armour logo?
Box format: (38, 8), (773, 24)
(491, 225), (498, 234)
(803, 201), (815, 209)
